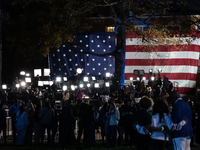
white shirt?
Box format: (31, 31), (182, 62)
(151, 113), (174, 141)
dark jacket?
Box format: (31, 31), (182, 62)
(172, 98), (193, 138)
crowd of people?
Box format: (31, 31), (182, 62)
(0, 75), (199, 150)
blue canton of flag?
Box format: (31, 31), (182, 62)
(49, 32), (116, 80)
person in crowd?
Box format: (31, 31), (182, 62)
(85, 104), (99, 148)
(133, 96), (161, 150)
(98, 102), (109, 145)
(163, 75), (169, 91)
(2, 90), (8, 106)
(107, 102), (120, 148)
(149, 99), (186, 150)
(33, 104), (41, 145)
(77, 102), (89, 144)
(51, 80), (58, 94)
(15, 105), (29, 145)
(9, 98), (20, 144)
(59, 90), (79, 150)
(171, 91), (193, 150)
(0, 103), (7, 144)
(129, 82), (135, 101)
(50, 102), (58, 145)
(76, 89), (83, 106)
(39, 100), (54, 144)
(122, 100), (136, 146)
(25, 100), (35, 145)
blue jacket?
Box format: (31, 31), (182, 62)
(172, 98), (193, 138)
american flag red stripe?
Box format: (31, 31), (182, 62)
(125, 59), (199, 66)
(125, 32), (200, 95)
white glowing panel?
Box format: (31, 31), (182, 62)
(34, 69), (42, 77)
(44, 68), (50, 76)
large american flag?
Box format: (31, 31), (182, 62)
(49, 32), (200, 95)
(125, 32), (200, 96)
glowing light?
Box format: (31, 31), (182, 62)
(63, 85), (67, 91)
(20, 71), (25, 76)
(2, 84), (7, 89)
(77, 68), (82, 74)
(94, 83), (99, 88)
(56, 77), (62, 82)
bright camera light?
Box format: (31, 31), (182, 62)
(71, 85), (75, 91)
(2, 84), (7, 89)
(63, 77), (67, 81)
(130, 77), (133, 81)
(142, 77), (146, 81)
(151, 76), (155, 81)
(94, 83), (99, 88)
(56, 77), (62, 82)
(44, 68), (50, 76)
(16, 84), (20, 88)
(49, 81), (53, 86)
(92, 76), (96, 80)
(21, 81), (26, 87)
(43, 81), (49, 85)
(80, 84), (84, 88)
(77, 68), (82, 74)
(34, 69), (42, 77)
(87, 83), (91, 87)
(26, 73), (30, 76)
(149, 69), (153, 72)
(158, 69), (162, 72)
(25, 77), (31, 83)
(137, 77), (140, 81)
(38, 81), (43, 87)
(105, 82), (110, 87)
(106, 72), (110, 77)
(63, 85), (67, 91)
(83, 77), (89, 82)
(20, 71), (26, 76)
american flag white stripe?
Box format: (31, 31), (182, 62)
(125, 66), (198, 74)
(125, 51), (199, 60)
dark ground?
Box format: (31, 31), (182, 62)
(0, 138), (200, 150)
